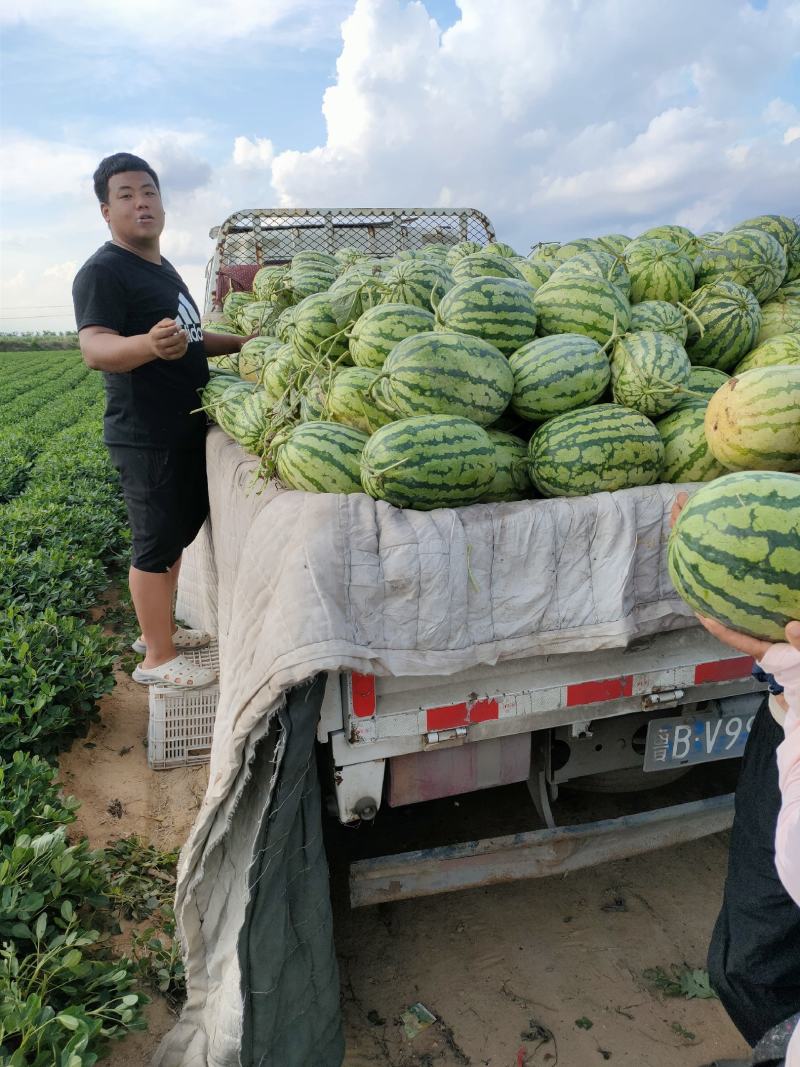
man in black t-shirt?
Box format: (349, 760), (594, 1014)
(73, 152), (243, 688)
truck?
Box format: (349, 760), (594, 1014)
(200, 206), (763, 909)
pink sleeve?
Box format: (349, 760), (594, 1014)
(759, 646), (800, 908)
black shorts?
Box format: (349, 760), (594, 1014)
(108, 445), (209, 573)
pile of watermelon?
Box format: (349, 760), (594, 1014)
(203, 215), (800, 511)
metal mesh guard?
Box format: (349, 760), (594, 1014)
(205, 207), (496, 310)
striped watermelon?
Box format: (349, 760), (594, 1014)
(299, 373), (331, 422)
(327, 367), (395, 434)
(684, 281), (761, 371)
(452, 252), (524, 283)
(349, 303), (435, 369)
(227, 386), (275, 454)
(329, 267), (385, 327)
(239, 338), (282, 382)
(253, 265), (289, 302)
(510, 258), (555, 290)
(528, 242), (563, 266)
(657, 401), (725, 483)
(637, 224), (699, 255)
(361, 415), (496, 510)
(611, 330), (690, 417)
(482, 430), (533, 502)
(434, 276), (538, 356)
(528, 404), (664, 497)
(222, 289), (256, 326)
(731, 214), (800, 283)
(381, 259), (454, 310)
(534, 274), (631, 344)
(379, 331), (514, 426)
(276, 421), (368, 494)
(261, 344), (295, 404)
(446, 240), (482, 267)
(335, 247), (369, 269)
(687, 366), (730, 399)
(238, 301), (278, 336)
(544, 238), (609, 264)
(207, 350), (240, 373)
(292, 250), (338, 273)
(735, 333), (800, 374)
(695, 228), (787, 303)
(780, 280), (800, 300)
(630, 300), (688, 344)
(275, 305), (299, 343)
(705, 366), (800, 472)
(668, 470), (800, 640)
(203, 320), (242, 338)
(509, 334), (610, 420)
(283, 261), (338, 302)
(291, 293), (349, 366)
(624, 238), (695, 303)
(549, 250), (631, 299)
(485, 241), (518, 259)
(756, 291), (800, 344)
(597, 234), (632, 255)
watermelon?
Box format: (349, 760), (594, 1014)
(629, 300), (688, 344)
(446, 240), (483, 267)
(222, 289), (255, 326)
(381, 260), (454, 310)
(705, 366), (800, 472)
(637, 224), (699, 255)
(283, 261), (338, 303)
(452, 252), (524, 283)
(780, 280), (800, 300)
(276, 421), (368, 494)
(328, 267), (385, 327)
(203, 320), (242, 337)
(334, 246), (369, 269)
(756, 291), (800, 344)
(610, 330), (690, 417)
(656, 401), (725, 483)
(227, 386), (274, 454)
(695, 228), (787, 303)
(730, 214), (800, 283)
(597, 234), (632, 255)
(299, 374), (331, 422)
(686, 366), (730, 399)
(292, 249), (338, 273)
(239, 337), (282, 382)
(509, 334), (610, 421)
(481, 430), (533, 502)
(624, 238), (695, 303)
(683, 280), (761, 371)
(667, 470), (800, 640)
(544, 238), (609, 264)
(253, 265), (289, 302)
(485, 241), (518, 259)
(349, 303), (435, 369)
(534, 274), (631, 344)
(528, 404), (664, 497)
(261, 344), (295, 404)
(549, 250), (631, 298)
(510, 258), (555, 290)
(735, 333), (800, 374)
(434, 276), (538, 356)
(275, 305), (299, 343)
(291, 293), (349, 366)
(528, 242), (563, 266)
(238, 300), (277, 336)
(327, 367), (395, 434)
(361, 415), (496, 510)
(378, 331), (514, 426)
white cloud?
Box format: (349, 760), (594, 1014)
(785, 126), (800, 145)
(232, 137), (275, 168)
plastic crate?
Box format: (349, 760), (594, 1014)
(147, 642), (219, 770)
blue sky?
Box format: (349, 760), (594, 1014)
(1, 0), (798, 331)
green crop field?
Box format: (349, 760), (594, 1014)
(0, 350), (166, 1064)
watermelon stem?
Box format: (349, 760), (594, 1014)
(677, 301), (706, 338)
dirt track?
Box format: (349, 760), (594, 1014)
(60, 669), (750, 1066)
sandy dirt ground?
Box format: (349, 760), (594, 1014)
(59, 669), (751, 1067)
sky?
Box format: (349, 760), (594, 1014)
(1, 0), (799, 332)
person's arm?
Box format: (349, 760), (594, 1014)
(79, 320), (189, 373)
(203, 331), (248, 357)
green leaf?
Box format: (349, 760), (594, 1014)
(56, 1013), (80, 1031)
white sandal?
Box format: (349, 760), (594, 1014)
(132, 654), (217, 689)
(131, 627), (212, 655)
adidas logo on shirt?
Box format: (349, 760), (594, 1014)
(176, 292), (204, 344)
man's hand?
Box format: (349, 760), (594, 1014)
(149, 318), (188, 361)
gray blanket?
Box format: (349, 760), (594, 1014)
(154, 428), (694, 1066)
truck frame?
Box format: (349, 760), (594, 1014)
(204, 207), (762, 906)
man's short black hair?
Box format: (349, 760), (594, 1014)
(93, 153), (160, 204)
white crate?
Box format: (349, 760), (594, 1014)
(147, 642), (220, 770)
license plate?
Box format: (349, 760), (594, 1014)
(643, 708), (755, 772)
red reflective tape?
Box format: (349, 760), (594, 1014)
(567, 676), (633, 707)
(694, 656), (754, 685)
(426, 698), (499, 732)
(350, 673), (376, 718)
